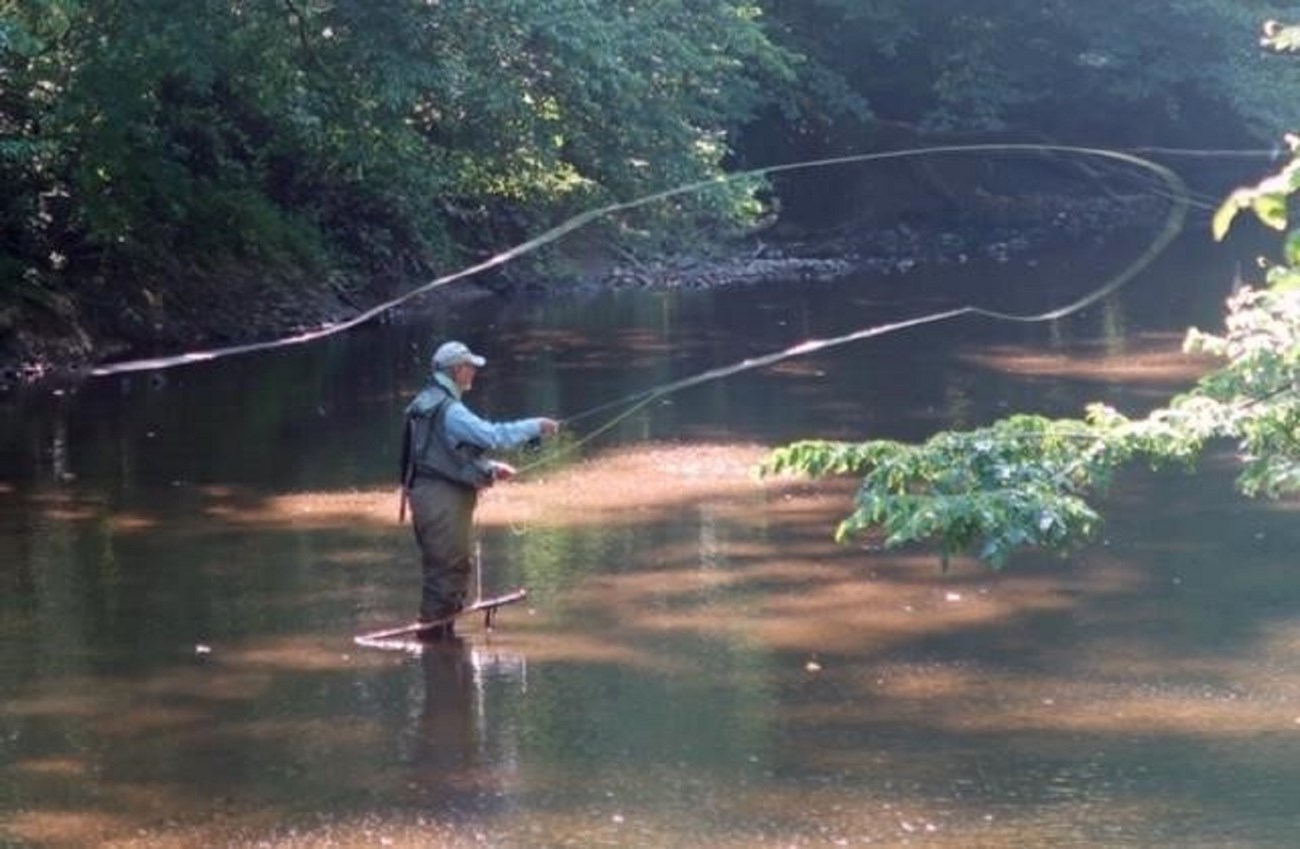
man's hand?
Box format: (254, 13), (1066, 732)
(539, 418), (560, 436)
(492, 461), (518, 482)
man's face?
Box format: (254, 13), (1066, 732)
(451, 363), (477, 392)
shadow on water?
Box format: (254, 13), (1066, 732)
(3, 232), (1300, 847)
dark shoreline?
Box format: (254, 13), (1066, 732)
(0, 191), (1171, 389)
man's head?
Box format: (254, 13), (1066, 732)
(432, 340), (486, 392)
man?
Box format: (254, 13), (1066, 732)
(401, 340), (559, 638)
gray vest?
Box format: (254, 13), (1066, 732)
(402, 384), (494, 490)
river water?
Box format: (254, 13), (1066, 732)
(3, 231), (1300, 848)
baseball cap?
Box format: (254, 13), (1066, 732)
(432, 340), (487, 370)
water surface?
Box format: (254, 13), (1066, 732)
(4, 233), (1300, 848)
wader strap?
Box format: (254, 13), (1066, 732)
(398, 416), (417, 523)
(397, 395), (453, 522)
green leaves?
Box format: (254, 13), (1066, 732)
(1185, 280), (1300, 498)
(1262, 20), (1300, 53)
(763, 415), (1140, 569)
(760, 356), (1285, 569)
(1212, 148), (1300, 240)
(2, 0), (793, 328)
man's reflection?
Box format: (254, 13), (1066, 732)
(409, 634), (528, 810)
(414, 636), (478, 775)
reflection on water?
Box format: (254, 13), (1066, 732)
(4, 234), (1300, 848)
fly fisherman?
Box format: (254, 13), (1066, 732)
(401, 340), (559, 639)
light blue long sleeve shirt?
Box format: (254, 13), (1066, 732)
(433, 372), (545, 451)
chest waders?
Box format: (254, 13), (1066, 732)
(399, 383), (494, 626)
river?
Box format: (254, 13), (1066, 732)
(4, 230), (1300, 848)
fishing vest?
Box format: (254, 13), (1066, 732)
(401, 383), (495, 491)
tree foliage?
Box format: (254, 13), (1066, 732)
(749, 0), (1300, 152)
(1, 0), (791, 347)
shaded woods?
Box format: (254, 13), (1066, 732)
(2, 1), (1294, 375)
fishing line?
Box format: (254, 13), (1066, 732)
(88, 143), (1227, 378)
(1128, 146), (1278, 159)
(514, 144), (1192, 473)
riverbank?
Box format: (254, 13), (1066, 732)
(552, 190), (1170, 299)
(0, 190), (1169, 388)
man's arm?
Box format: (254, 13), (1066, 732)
(443, 403), (556, 451)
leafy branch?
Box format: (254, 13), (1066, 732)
(761, 400), (1232, 570)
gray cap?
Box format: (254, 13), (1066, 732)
(432, 340), (486, 370)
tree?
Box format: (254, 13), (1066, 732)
(1, 1), (793, 358)
(747, 0), (1300, 154)
(761, 23), (1300, 571)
